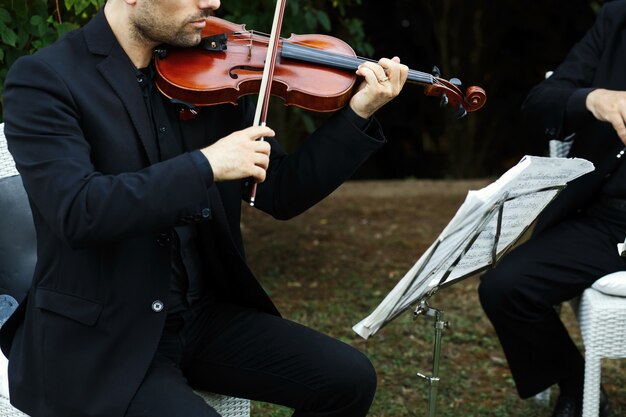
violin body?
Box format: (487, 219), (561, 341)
(155, 16), (486, 116)
(155, 17), (358, 112)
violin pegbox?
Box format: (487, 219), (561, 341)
(423, 65), (485, 118)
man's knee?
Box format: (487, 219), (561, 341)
(332, 348), (376, 393)
(345, 350), (377, 398)
(478, 264), (519, 317)
(312, 348), (377, 416)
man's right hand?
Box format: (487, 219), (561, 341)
(586, 88), (626, 145)
(201, 125), (274, 182)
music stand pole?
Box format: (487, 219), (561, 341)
(415, 300), (449, 417)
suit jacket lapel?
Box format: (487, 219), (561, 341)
(83, 10), (159, 165)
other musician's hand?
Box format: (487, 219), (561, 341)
(586, 88), (626, 145)
(350, 57), (409, 119)
(201, 125), (274, 182)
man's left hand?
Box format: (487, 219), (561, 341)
(349, 57), (409, 119)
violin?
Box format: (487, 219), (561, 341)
(154, 16), (486, 118)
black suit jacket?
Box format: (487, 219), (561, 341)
(1, 10), (385, 417)
(521, 0), (626, 234)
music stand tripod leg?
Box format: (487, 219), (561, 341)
(415, 301), (449, 417)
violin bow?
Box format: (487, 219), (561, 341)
(249, 0), (287, 206)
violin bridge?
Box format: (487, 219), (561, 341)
(247, 31), (254, 60)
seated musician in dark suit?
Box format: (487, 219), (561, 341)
(479, 2), (626, 416)
(1, 0), (409, 416)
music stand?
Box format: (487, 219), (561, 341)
(353, 156), (595, 417)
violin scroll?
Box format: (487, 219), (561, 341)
(465, 86), (487, 112)
(422, 68), (486, 118)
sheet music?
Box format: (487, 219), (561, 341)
(353, 156), (594, 339)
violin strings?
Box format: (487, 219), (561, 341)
(227, 30), (379, 63)
(221, 30), (433, 85)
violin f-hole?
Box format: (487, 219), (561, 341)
(229, 65), (265, 79)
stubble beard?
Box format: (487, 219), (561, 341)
(130, 10), (205, 48)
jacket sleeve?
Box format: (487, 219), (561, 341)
(253, 106), (386, 220)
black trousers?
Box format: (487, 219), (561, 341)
(478, 212), (626, 398)
(124, 301), (376, 417)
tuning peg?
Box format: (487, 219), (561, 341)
(439, 94), (449, 108)
(449, 78), (462, 88)
(455, 104), (467, 119)
(432, 66), (441, 78)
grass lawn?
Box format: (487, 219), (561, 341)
(241, 179), (625, 417)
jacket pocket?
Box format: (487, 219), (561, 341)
(34, 288), (102, 326)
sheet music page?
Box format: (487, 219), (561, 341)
(353, 156), (594, 339)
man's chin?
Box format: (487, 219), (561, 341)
(170, 33), (203, 48)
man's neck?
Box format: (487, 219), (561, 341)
(104, 1), (154, 68)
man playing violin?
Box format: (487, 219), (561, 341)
(1, 0), (407, 416)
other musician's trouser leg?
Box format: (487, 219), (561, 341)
(478, 215), (626, 398)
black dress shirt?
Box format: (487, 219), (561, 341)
(137, 65), (209, 315)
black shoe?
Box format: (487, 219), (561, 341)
(551, 387), (611, 417)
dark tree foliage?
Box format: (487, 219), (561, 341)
(352, 0), (603, 179)
(0, 0), (608, 178)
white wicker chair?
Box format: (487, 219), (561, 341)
(577, 286), (626, 417)
(541, 138), (626, 417)
(0, 123), (250, 417)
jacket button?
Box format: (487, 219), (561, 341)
(151, 300), (164, 312)
(156, 233), (172, 247)
(201, 208), (211, 218)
